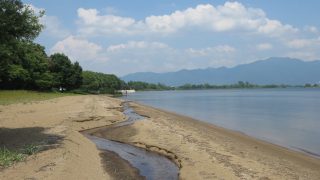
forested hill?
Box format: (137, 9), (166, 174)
(122, 57), (320, 86)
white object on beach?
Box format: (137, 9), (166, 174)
(117, 89), (136, 94)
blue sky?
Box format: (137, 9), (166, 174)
(23, 0), (320, 76)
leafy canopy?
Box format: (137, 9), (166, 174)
(49, 53), (83, 90)
(0, 0), (44, 42)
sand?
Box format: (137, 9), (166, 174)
(1, 95), (319, 179)
(98, 102), (320, 180)
(0, 95), (125, 180)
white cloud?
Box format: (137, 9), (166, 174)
(76, 2), (297, 37)
(287, 39), (312, 49)
(29, 2), (320, 76)
(28, 4), (70, 39)
(285, 37), (320, 60)
(50, 36), (320, 76)
(104, 6), (118, 14)
(77, 8), (142, 35)
(40, 16), (70, 38)
(51, 36), (103, 62)
(50, 37), (241, 75)
(257, 19), (297, 36)
(304, 26), (319, 34)
(286, 51), (318, 61)
(107, 41), (168, 52)
(106, 43), (238, 73)
(187, 45), (235, 56)
(286, 38), (320, 49)
(257, 43), (273, 51)
(106, 44), (236, 74)
(214, 45), (236, 53)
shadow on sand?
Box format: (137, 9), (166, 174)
(0, 127), (63, 151)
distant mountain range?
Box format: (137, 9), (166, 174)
(122, 57), (320, 86)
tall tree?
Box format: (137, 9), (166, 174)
(0, 0), (44, 88)
(49, 53), (82, 90)
(21, 41), (53, 89)
(69, 62), (83, 88)
(81, 71), (122, 94)
(0, 0), (43, 42)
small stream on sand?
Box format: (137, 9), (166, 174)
(83, 102), (179, 180)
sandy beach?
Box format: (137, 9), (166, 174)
(0, 95), (125, 180)
(1, 95), (320, 179)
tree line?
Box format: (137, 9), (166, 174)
(0, 0), (123, 93)
(126, 81), (174, 91)
(176, 81), (287, 90)
(125, 81), (316, 91)
(176, 82), (320, 90)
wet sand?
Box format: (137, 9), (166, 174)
(0, 95), (320, 179)
(99, 150), (144, 180)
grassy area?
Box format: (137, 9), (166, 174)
(0, 90), (77, 105)
(0, 147), (25, 167)
(0, 144), (41, 167)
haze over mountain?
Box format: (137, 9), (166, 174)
(122, 57), (320, 86)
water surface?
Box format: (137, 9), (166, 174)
(84, 102), (179, 180)
(123, 88), (320, 156)
(87, 136), (178, 179)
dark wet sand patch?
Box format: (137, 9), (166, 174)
(99, 150), (144, 180)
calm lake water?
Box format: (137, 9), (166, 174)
(123, 88), (320, 156)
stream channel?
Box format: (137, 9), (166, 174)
(82, 102), (179, 180)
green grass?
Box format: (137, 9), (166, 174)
(0, 147), (26, 167)
(0, 144), (42, 168)
(0, 90), (77, 105)
(22, 144), (41, 155)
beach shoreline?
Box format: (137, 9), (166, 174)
(0, 95), (319, 179)
(96, 100), (320, 179)
(131, 101), (320, 159)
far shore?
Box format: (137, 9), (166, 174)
(0, 95), (319, 179)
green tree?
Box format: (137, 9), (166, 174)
(127, 81), (173, 91)
(20, 41), (52, 89)
(81, 71), (122, 94)
(0, 0), (44, 42)
(69, 62), (83, 88)
(6, 64), (30, 88)
(304, 83), (312, 88)
(49, 53), (82, 90)
(34, 72), (54, 90)
(0, 0), (44, 88)
(1, 41), (51, 89)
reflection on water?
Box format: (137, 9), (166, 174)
(123, 88), (320, 156)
